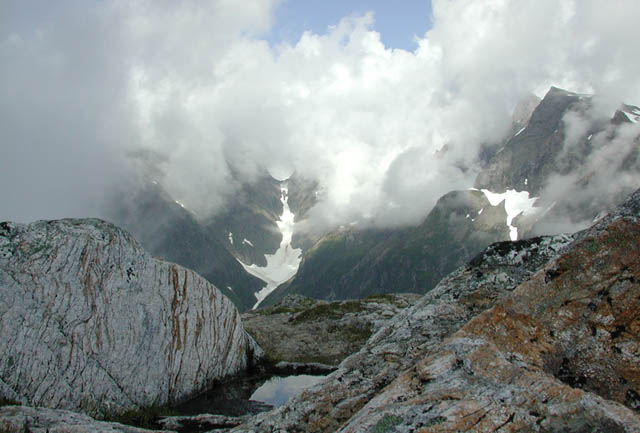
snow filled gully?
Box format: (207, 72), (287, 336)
(240, 183), (303, 309)
(472, 188), (538, 241)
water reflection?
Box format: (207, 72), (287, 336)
(250, 374), (327, 407)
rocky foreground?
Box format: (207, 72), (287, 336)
(233, 189), (640, 432)
(242, 294), (420, 365)
(1, 188), (640, 432)
(0, 219), (260, 417)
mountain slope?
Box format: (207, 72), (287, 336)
(107, 181), (266, 311)
(265, 189), (510, 304)
(475, 86), (589, 194)
(476, 87), (640, 236)
(107, 170), (318, 312)
(205, 174), (283, 267)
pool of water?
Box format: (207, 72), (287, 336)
(173, 372), (329, 417)
(250, 374), (327, 407)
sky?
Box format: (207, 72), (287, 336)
(1, 0), (640, 231)
(270, 0), (432, 51)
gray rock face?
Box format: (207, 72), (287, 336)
(0, 219), (260, 416)
(475, 87), (640, 238)
(0, 405), (173, 433)
(475, 86), (588, 195)
(233, 234), (573, 432)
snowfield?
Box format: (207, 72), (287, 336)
(476, 188), (538, 241)
(239, 184), (303, 309)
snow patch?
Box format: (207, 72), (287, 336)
(175, 200), (185, 209)
(240, 184), (302, 309)
(623, 110), (639, 123)
(592, 211), (608, 223)
(228, 232), (233, 245)
(514, 126), (526, 137)
(481, 189), (538, 241)
(242, 238), (254, 247)
(227, 286), (234, 292)
(524, 178), (528, 186)
(478, 208), (483, 215)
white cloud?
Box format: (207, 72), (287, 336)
(1, 0), (639, 230)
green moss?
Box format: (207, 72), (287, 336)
(0, 398), (20, 407)
(106, 405), (179, 429)
(364, 294), (396, 304)
(256, 306), (304, 316)
(335, 323), (372, 343)
(371, 414), (403, 433)
(424, 416), (447, 426)
(293, 301), (366, 323)
(582, 238), (601, 253)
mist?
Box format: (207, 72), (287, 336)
(2, 0), (640, 232)
(531, 108), (640, 236)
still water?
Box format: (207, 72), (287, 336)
(250, 374), (327, 407)
(174, 373), (328, 417)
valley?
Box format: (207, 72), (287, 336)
(2, 1), (640, 431)
(103, 87), (640, 315)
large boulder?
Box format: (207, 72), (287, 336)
(0, 218), (260, 416)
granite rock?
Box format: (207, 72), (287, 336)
(0, 218), (260, 416)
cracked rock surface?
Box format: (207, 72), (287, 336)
(0, 218), (260, 416)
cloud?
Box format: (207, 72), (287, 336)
(532, 112), (640, 236)
(1, 0), (639, 230)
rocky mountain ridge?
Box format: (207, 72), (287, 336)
(107, 181), (268, 311)
(100, 87), (640, 312)
(262, 86), (640, 305)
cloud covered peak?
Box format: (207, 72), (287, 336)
(1, 0), (639, 229)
